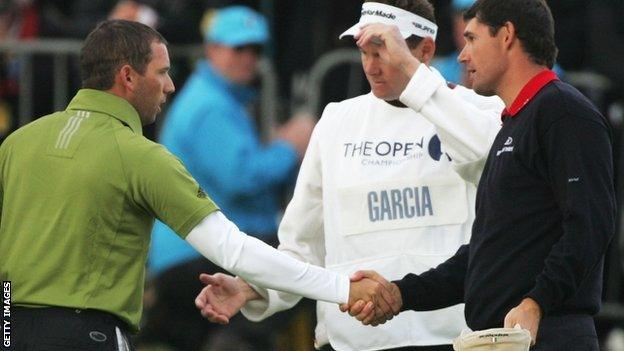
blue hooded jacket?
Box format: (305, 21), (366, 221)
(149, 60), (297, 274)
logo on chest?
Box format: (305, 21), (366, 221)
(496, 137), (514, 156)
(342, 135), (451, 166)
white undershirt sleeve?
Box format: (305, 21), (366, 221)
(185, 211), (350, 304)
(241, 118), (329, 321)
(400, 64), (503, 184)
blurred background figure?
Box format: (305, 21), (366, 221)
(66, 0), (207, 44)
(0, 0), (75, 141)
(141, 5), (314, 351)
(0, 0), (36, 142)
(431, 0), (474, 86)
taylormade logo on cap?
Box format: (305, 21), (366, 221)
(361, 9), (396, 19)
(340, 2), (438, 40)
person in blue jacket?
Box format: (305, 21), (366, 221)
(141, 5), (314, 350)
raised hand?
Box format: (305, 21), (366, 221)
(194, 273), (261, 325)
(354, 23), (422, 79)
(340, 270), (403, 326)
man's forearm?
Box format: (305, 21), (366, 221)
(186, 211), (350, 304)
(394, 244), (469, 311)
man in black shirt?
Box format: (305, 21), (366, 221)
(347, 0), (615, 349)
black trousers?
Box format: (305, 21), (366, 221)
(531, 314), (598, 350)
(319, 344), (453, 351)
(5, 306), (133, 351)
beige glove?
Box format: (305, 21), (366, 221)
(453, 325), (531, 351)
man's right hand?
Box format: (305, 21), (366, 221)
(354, 23), (422, 86)
(341, 270), (403, 326)
(194, 273), (261, 324)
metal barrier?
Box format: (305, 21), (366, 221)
(304, 48), (362, 115)
(0, 39), (279, 140)
(565, 70), (614, 113)
(0, 40), (81, 126)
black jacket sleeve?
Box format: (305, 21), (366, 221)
(526, 99), (616, 315)
(394, 244), (469, 311)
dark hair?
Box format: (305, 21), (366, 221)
(464, 0), (558, 68)
(80, 20), (168, 90)
(364, 0), (436, 49)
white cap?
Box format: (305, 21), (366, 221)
(339, 2), (438, 41)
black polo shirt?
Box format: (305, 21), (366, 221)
(395, 70), (616, 330)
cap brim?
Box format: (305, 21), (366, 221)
(339, 22), (413, 40)
(339, 23), (360, 39)
(207, 31), (268, 47)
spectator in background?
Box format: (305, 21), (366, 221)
(66, 0), (208, 44)
(142, 6), (314, 351)
(0, 0), (73, 138)
(0, 0), (35, 141)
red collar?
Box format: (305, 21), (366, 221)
(501, 70), (559, 121)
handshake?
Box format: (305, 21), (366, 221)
(194, 270), (402, 326)
(339, 270), (403, 326)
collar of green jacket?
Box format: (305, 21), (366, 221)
(67, 89), (143, 136)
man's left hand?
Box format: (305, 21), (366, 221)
(194, 273), (260, 325)
(503, 297), (542, 345)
